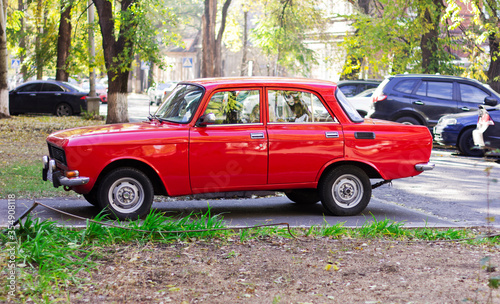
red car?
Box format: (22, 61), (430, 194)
(42, 78), (434, 220)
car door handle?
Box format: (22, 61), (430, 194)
(250, 132), (265, 139)
(55, 93), (61, 96)
(29, 94), (36, 96)
(461, 107), (470, 111)
(325, 131), (339, 138)
(412, 101), (424, 105)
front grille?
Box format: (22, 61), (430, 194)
(48, 144), (67, 165)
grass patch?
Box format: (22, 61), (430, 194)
(0, 161), (76, 199)
(1, 211), (498, 303)
(0, 115), (103, 199)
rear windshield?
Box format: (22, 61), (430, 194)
(335, 88), (364, 123)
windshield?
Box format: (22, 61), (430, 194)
(335, 88), (364, 123)
(155, 84), (204, 123)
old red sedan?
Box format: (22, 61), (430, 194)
(43, 77), (434, 220)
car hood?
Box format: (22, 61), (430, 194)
(47, 121), (188, 147)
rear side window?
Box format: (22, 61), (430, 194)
(42, 83), (64, 92)
(335, 89), (364, 123)
(393, 80), (418, 93)
(459, 83), (489, 103)
(268, 90), (334, 123)
(416, 81), (453, 100)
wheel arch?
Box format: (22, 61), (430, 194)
(318, 160), (383, 185)
(457, 125), (476, 146)
(94, 159), (167, 196)
(392, 110), (426, 125)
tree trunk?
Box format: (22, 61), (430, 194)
(214, 0), (231, 77)
(0, 0), (9, 118)
(35, 0), (43, 79)
(202, 0), (231, 78)
(19, 0), (27, 82)
(94, 0), (136, 123)
(487, 33), (500, 93)
(201, 0), (216, 78)
(56, 0), (72, 81)
(420, 0), (443, 74)
(240, 10), (248, 76)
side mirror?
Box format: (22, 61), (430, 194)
(484, 96), (498, 107)
(196, 113), (216, 126)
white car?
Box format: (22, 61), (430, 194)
(148, 82), (178, 106)
(347, 88), (375, 117)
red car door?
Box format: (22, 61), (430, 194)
(189, 88), (268, 193)
(266, 89), (344, 184)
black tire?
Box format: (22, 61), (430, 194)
(97, 168), (154, 220)
(395, 116), (420, 125)
(458, 128), (484, 157)
(285, 189), (320, 205)
(319, 166), (371, 216)
(83, 190), (99, 207)
(55, 103), (73, 116)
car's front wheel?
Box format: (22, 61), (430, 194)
(97, 168), (154, 220)
(458, 128), (484, 157)
(319, 166), (371, 216)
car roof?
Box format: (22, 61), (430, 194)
(389, 74), (482, 83)
(182, 77), (338, 92)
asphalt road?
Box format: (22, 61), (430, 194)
(1, 94), (499, 228)
(2, 150), (499, 229)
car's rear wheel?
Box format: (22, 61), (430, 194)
(55, 103), (73, 116)
(97, 168), (154, 220)
(319, 165), (371, 216)
(285, 189), (320, 205)
(458, 128), (484, 157)
(396, 116), (420, 125)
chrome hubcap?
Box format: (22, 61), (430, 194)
(332, 174), (363, 209)
(108, 178), (144, 213)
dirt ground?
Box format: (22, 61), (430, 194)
(69, 234), (500, 304)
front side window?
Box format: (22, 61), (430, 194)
(459, 83), (489, 103)
(268, 90), (334, 123)
(203, 90), (260, 124)
(156, 84), (204, 123)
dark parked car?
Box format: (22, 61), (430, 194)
(434, 98), (499, 156)
(337, 80), (381, 97)
(368, 74), (500, 127)
(9, 80), (88, 116)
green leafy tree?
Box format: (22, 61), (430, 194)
(445, 0), (500, 92)
(93, 0), (177, 123)
(341, 0), (456, 78)
(251, 0), (327, 76)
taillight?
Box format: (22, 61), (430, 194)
(81, 96), (87, 100)
(372, 94), (387, 103)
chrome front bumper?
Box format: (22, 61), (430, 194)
(415, 162), (435, 171)
(42, 156), (89, 188)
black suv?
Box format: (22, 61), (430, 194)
(367, 74), (500, 127)
(337, 80), (381, 97)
